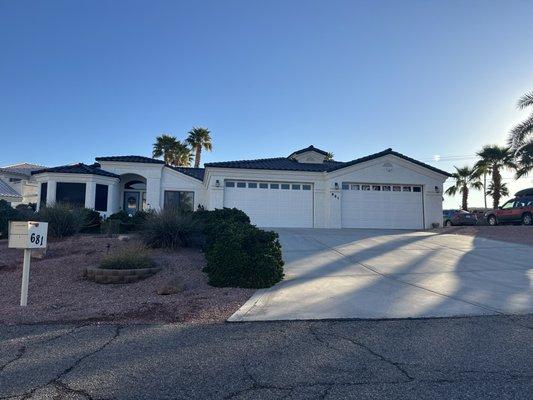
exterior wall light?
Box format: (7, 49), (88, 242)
(215, 179), (220, 188)
(334, 182), (339, 190)
(434, 186), (439, 193)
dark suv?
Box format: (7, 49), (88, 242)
(443, 209), (478, 226)
(485, 189), (533, 226)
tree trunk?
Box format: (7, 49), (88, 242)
(483, 172), (487, 209)
(194, 145), (202, 168)
(492, 165), (501, 209)
(462, 186), (468, 211)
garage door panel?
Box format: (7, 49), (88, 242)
(342, 184), (423, 229)
(224, 181), (313, 228)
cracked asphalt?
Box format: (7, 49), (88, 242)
(1, 315), (532, 399)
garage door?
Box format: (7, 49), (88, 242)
(341, 183), (423, 229)
(224, 180), (313, 228)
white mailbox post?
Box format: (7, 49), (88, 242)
(8, 221), (48, 306)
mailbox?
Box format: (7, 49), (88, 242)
(8, 221), (48, 249)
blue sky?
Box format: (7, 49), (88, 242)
(1, 0), (532, 208)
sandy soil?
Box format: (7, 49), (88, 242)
(0, 235), (253, 325)
(437, 225), (533, 246)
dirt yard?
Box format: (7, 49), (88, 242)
(438, 225), (533, 246)
(0, 235), (253, 325)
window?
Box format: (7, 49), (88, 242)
(342, 184), (349, 190)
(236, 182), (246, 188)
(361, 185), (371, 191)
(501, 200), (514, 210)
(270, 183), (279, 189)
(225, 181), (235, 188)
(248, 182), (257, 188)
(259, 183), (268, 189)
(382, 185), (391, 191)
(95, 184), (108, 212)
(56, 182), (86, 207)
(412, 186), (422, 192)
(292, 184), (301, 190)
(402, 186), (412, 192)
(372, 185), (381, 191)
(302, 184), (311, 190)
(40, 182), (47, 205)
(350, 184), (360, 190)
(9, 178), (21, 183)
(393, 185), (401, 192)
(281, 184), (290, 190)
(125, 180), (146, 190)
(164, 191), (194, 212)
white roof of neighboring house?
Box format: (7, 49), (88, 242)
(0, 178), (22, 200)
(0, 163), (46, 177)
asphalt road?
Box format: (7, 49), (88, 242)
(1, 315), (532, 399)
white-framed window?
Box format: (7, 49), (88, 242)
(259, 183), (268, 189)
(248, 182), (257, 188)
(302, 184), (311, 190)
(292, 184), (301, 190)
(393, 185), (401, 192)
(236, 182), (246, 188)
(402, 186), (412, 192)
(225, 181), (235, 188)
(382, 185), (391, 191)
(281, 184), (290, 190)
(351, 184), (360, 190)
(270, 183), (279, 189)
(361, 184), (371, 191)
(342, 184), (349, 190)
(413, 186), (422, 192)
(372, 185), (381, 191)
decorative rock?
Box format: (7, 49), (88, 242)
(157, 277), (185, 295)
(117, 235), (130, 242)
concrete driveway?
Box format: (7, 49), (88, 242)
(229, 229), (533, 321)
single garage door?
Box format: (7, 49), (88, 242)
(224, 180), (313, 228)
(341, 183), (424, 229)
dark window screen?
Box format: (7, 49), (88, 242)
(164, 191), (194, 212)
(40, 182), (47, 205)
(95, 184), (108, 211)
(56, 182), (86, 207)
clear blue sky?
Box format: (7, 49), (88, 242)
(1, 0), (532, 208)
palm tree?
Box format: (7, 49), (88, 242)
(486, 182), (509, 198)
(444, 166), (483, 211)
(152, 134), (192, 166)
(508, 91), (533, 177)
(473, 162), (490, 209)
(475, 145), (517, 209)
(186, 127), (212, 168)
(325, 152), (334, 161)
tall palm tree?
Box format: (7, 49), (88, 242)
(473, 162), (490, 209)
(444, 166), (483, 211)
(152, 134), (192, 166)
(508, 91), (533, 177)
(186, 127), (212, 168)
(475, 145), (517, 209)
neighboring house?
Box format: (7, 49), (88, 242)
(31, 146), (450, 229)
(0, 163), (44, 206)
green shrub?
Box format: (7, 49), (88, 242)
(106, 210), (150, 232)
(100, 244), (155, 270)
(0, 200), (20, 239)
(195, 207), (251, 226)
(36, 203), (85, 238)
(204, 221), (284, 288)
(79, 209), (102, 233)
(141, 208), (203, 249)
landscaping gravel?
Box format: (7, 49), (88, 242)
(438, 225), (533, 246)
(0, 235), (253, 325)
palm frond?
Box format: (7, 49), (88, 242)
(508, 115), (533, 149)
(517, 91), (533, 110)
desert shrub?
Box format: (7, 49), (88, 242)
(0, 200), (19, 239)
(106, 210), (150, 232)
(36, 203), (85, 238)
(100, 244), (155, 270)
(79, 209), (102, 233)
(204, 221), (284, 288)
(141, 208), (203, 249)
(195, 207), (250, 226)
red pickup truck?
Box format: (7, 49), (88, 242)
(485, 188), (533, 226)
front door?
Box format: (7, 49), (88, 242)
(124, 191), (140, 215)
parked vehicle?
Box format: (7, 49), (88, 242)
(484, 188), (533, 226)
(443, 209), (478, 226)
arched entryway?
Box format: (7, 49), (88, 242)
(120, 174), (147, 215)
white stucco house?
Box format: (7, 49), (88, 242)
(31, 146), (450, 229)
(0, 163), (43, 206)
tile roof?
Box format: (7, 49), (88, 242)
(166, 166), (205, 181)
(95, 155), (165, 164)
(0, 163), (46, 177)
(206, 148), (451, 177)
(0, 178), (22, 199)
(289, 145), (329, 157)
(32, 163), (120, 178)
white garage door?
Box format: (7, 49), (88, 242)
(224, 180), (313, 228)
(341, 183), (424, 229)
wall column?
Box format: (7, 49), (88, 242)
(146, 178), (161, 210)
(46, 180), (56, 206)
(85, 181), (96, 209)
(107, 183), (119, 214)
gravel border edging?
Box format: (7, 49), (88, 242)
(84, 266), (161, 284)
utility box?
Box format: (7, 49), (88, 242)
(8, 221), (48, 249)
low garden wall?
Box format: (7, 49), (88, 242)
(84, 266), (161, 284)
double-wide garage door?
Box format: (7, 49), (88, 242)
(341, 183), (424, 229)
(224, 180), (313, 227)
